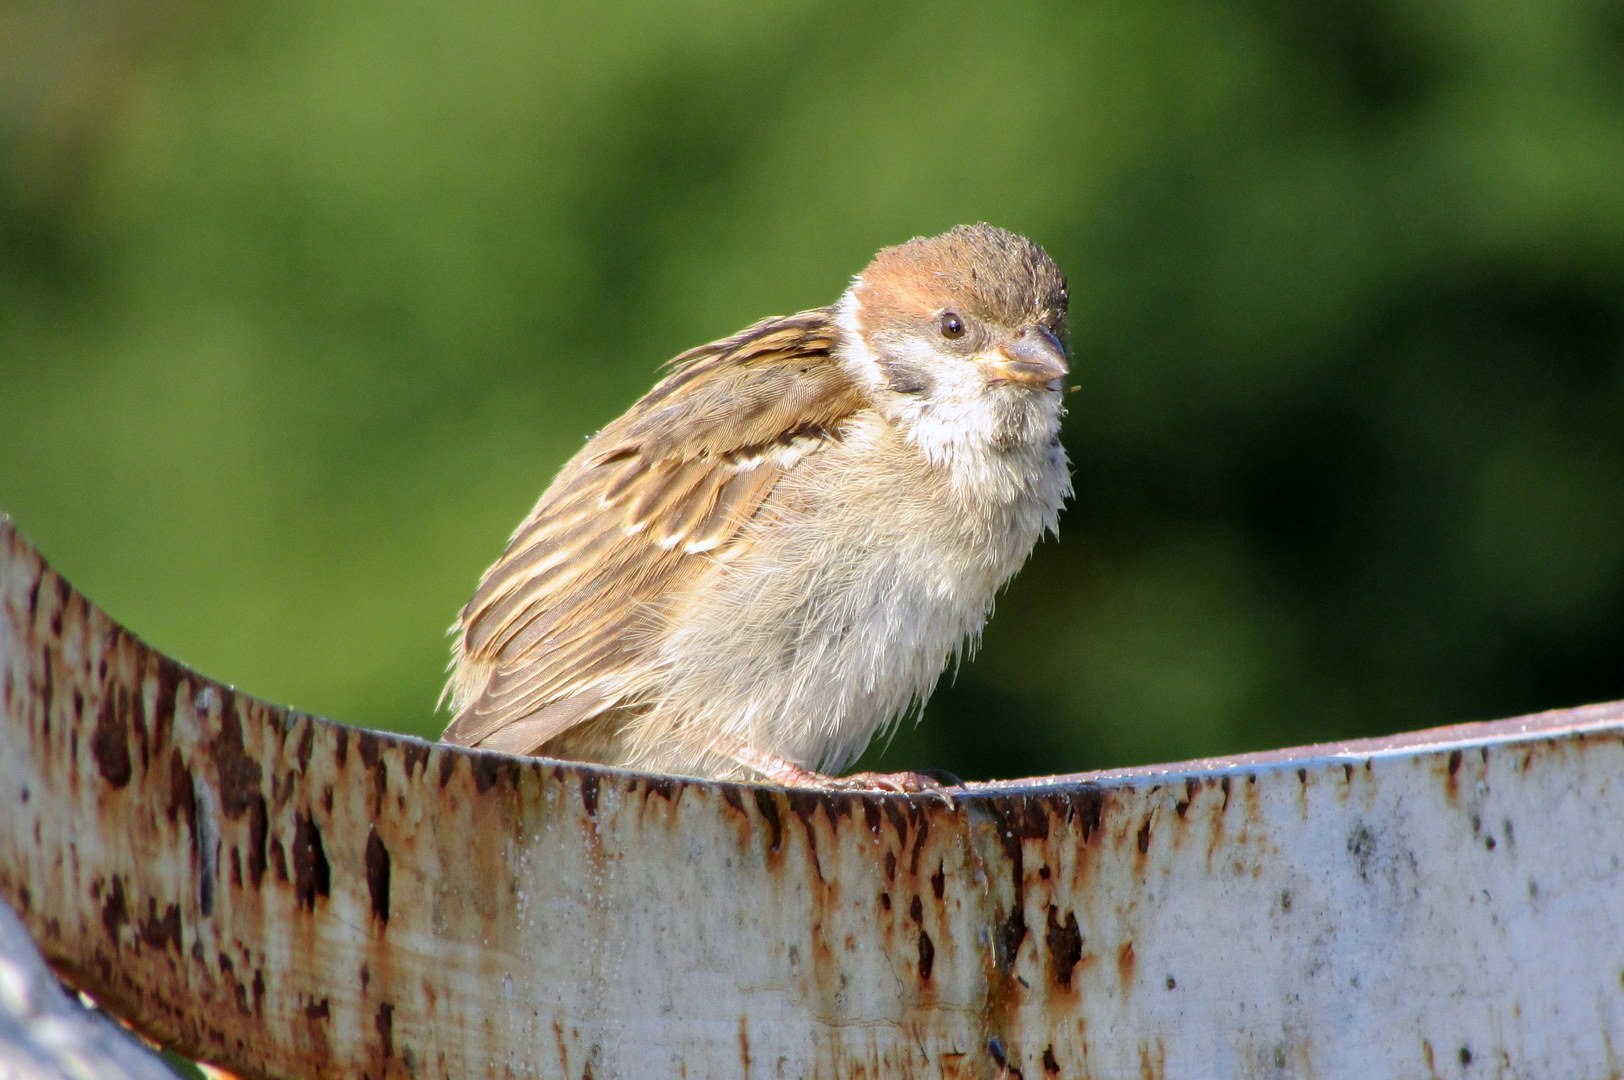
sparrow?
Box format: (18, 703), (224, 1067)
(442, 223), (1070, 791)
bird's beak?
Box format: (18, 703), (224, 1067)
(984, 325), (1069, 388)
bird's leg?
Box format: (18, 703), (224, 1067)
(724, 743), (959, 802)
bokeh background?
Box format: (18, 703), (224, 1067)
(3, 1), (1622, 782)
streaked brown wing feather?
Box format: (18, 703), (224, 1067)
(443, 307), (867, 753)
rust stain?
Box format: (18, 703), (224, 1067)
(579, 770), (599, 817)
(136, 897), (182, 953)
(1045, 907), (1082, 990)
(99, 875), (129, 947)
(1116, 940), (1136, 990)
(1138, 1037), (1166, 1080)
(752, 787), (783, 852)
(470, 750), (519, 795)
(365, 826), (391, 926)
(375, 1001), (395, 1059)
(210, 709), (262, 821)
(92, 686), (133, 788)
(917, 928), (935, 980)
(291, 811), (330, 910)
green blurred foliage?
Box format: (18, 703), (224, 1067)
(3, 0), (1621, 782)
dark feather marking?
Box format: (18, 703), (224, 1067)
(880, 360), (934, 396)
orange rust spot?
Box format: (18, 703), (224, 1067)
(1203, 787), (1228, 868)
(1116, 940), (1136, 989)
(1138, 1037), (1166, 1080)
(1445, 748), (1463, 803)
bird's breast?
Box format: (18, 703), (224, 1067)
(642, 413), (1067, 772)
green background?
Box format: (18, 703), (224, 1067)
(4, 0), (1621, 782)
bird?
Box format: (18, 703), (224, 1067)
(442, 223), (1071, 791)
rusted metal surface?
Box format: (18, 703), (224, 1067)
(1, 512), (1622, 1080)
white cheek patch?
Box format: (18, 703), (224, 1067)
(877, 342), (1018, 467)
(832, 289), (891, 395)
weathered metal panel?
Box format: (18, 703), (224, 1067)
(1, 513), (1621, 1079)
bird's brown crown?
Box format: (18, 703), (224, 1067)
(852, 223), (1069, 342)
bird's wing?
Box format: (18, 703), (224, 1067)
(442, 308), (868, 752)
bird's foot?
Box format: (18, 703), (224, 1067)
(729, 745), (961, 805)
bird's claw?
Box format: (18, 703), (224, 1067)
(823, 770), (961, 806)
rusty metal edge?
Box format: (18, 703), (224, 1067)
(3, 511), (1622, 1079)
(988, 697), (1624, 791)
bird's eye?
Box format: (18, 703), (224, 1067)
(939, 312), (965, 340)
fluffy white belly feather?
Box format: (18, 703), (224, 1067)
(626, 413), (1068, 776)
